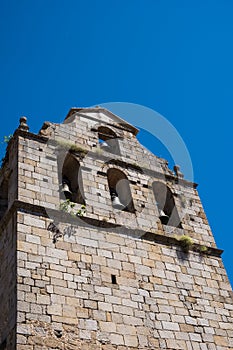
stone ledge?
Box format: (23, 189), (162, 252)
(0, 200), (223, 258)
(141, 232), (223, 257)
(13, 128), (49, 143)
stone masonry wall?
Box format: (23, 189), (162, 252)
(1, 109), (233, 349)
(17, 130), (216, 248)
(16, 211), (233, 350)
(0, 215), (17, 348)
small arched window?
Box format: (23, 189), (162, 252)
(152, 181), (181, 227)
(60, 153), (85, 205)
(98, 126), (120, 155)
(107, 168), (134, 212)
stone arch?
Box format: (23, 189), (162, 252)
(60, 153), (85, 205)
(152, 181), (181, 227)
(107, 168), (135, 212)
(97, 126), (120, 155)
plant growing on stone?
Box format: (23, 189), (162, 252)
(59, 199), (86, 217)
(94, 147), (103, 155)
(59, 199), (74, 213)
(75, 205), (86, 217)
(199, 245), (208, 254)
(69, 145), (88, 156)
(178, 235), (193, 253)
(2, 135), (13, 144)
(56, 139), (88, 156)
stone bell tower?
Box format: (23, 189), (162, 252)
(0, 107), (232, 349)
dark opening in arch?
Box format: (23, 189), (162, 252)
(152, 181), (181, 228)
(60, 153), (85, 205)
(98, 126), (120, 155)
(107, 168), (135, 213)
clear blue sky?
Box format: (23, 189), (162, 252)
(0, 1), (232, 286)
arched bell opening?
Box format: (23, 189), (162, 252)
(60, 153), (85, 205)
(107, 168), (135, 213)
(98, 126), (120, 155)
(152, 181), (182, 228)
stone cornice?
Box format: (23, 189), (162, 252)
(0, 200), (223, 258)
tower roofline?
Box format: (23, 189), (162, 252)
(65, 106), (139, 136)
